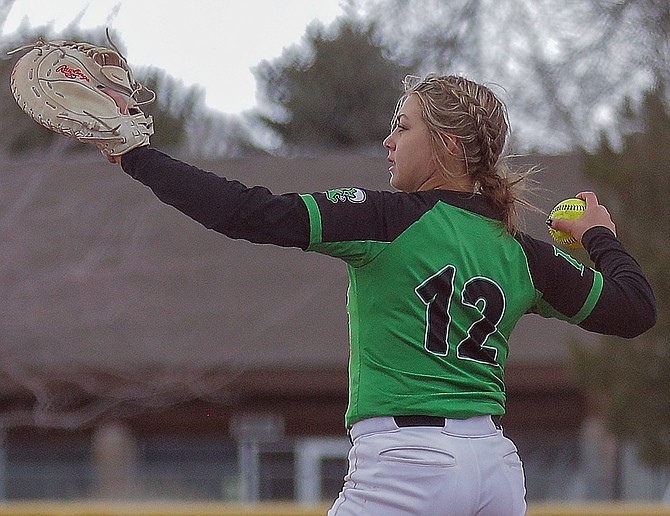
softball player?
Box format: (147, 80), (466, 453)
(109, 75), (656, 515)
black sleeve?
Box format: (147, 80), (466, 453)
(520, 227), (656, 339)
(120, 147), (310, 249)
(578, 226), (657, 338)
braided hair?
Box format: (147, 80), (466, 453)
(397, 74), (533, 233)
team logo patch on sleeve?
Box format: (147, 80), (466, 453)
(325, 188), (367, 203)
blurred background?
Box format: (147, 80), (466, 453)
(0, 0), (669, 512)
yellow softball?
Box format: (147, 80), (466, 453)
(548, 198), (586, 248)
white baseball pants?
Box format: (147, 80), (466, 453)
(328, 416), (526, 516)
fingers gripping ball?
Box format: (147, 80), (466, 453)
(548, 198), (586, 248)
(8, 36), (155, 160)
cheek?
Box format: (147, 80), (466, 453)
(401, 145), (432, 178)
(391, 134), (434, 191)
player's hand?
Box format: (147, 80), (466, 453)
(548, 191), (616, 244)
(101, 87), (130, 114)
(101, 87), (128, 165)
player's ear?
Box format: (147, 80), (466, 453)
(437, 133), (463, 159)
(445, 134), (459, 152)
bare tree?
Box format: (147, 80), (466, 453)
(349, 0), (669, 152)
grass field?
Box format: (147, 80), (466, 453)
(0, 501), (669, 516)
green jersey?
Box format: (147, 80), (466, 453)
(300, 188), (598, 427)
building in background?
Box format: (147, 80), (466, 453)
(0, 151), (666, 502)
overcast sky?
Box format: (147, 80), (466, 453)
(2, 0), (346, 114)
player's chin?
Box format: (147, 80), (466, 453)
(389, 171), (407, 192)
(390, 178), (416, 193)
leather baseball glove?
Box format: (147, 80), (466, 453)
(9, 35), (154, 161)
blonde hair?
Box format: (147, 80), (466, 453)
(395, 74), (534, 233)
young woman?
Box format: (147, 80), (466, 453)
(106, 75), (656, 515)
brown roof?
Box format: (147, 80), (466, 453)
(0, 149), (597, 400)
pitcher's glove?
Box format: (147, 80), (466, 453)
(9, 36), (155, 161)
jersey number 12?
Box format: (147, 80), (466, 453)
(415, 264), (505, 366)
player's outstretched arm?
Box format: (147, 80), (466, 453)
(101, 89), (310, 248)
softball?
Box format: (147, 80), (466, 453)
(548, 198), (586, 248)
